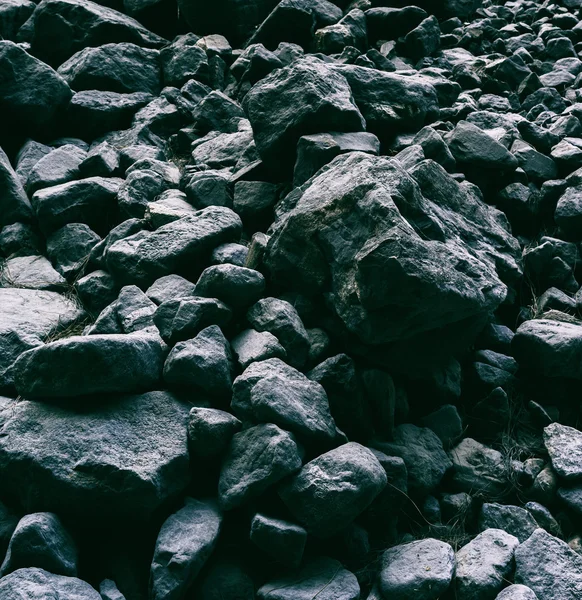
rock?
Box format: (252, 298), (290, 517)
(163, 325), (234, 398)
(26, 145), (87, 194)
(449, 438), (507, 497)
(556, 186), (582, 239)
(479, 503), (539, 543)
(0, 502), (18, 561)
(456, 529), (520, 600)
(13, 333), (166, 398)
(160, 34), (208, 88)
(154, 297), (232, 345)
(265, 153), (520, 372)
(257, 556), (359, 600)
(0, 568), (100, 599)
(196, 265), (265, 310)
(0, 512), (77, 577)
(420, 404), (463, 448)
(372, 424), (452, 496)
(194, 556), (255, 600)
(106, 206), (242, 288)
(0, 41), (72, 130)
(0, 255), (66, 291)
(495, 585), (538, 600)
(0, 391), (190, 521)
(515, 528), (582, 600)
(279, 442), (387, 538)
(233, 180), (279, 230)
(231, 358), (338, 444)
(0, 147), (33, 227)
(0, 0), (35, 40)
(150, 498), (222, 600)
(250, 513), (307, 568)
(243, 58), (365, 171)
(246, 298), (310, 369)
(100, 579), (126, 600)
(18, 0), (166, 67)
(314, 9), (367, 54)
(31, 176), (122, 235)
(57, 43), (161, 95)
(230, 329), (286, 369)
(404, 15), (440, 61)
(0, 288), (85, 391)
(379, 538), (455, 600)
(113, 285), (158, 334)
(46, 223), (101, 280)
(543, 423), (582, 481)
(218, 423), (302, 511)
(146, 274), (196, 305)
(188, 407), (241, 458)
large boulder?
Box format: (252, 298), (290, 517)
(0, 146), (33, 227)
(0, 288), (85, 391)
(17, 0), (166, 67)
(0, 568), (100, 599)
(0, 41), (72, 130)
(0, 391), (190, 521)
(265, 153), (521, 372)
(13, 333), (166, 398)
(244, 58), (365, 171)
(543, 423), (582, 481)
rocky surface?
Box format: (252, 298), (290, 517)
(4, 0), (582, 597)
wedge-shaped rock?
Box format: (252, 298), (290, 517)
(231, 358), (338, 443)
(150, 498), (222, 600)
(0, 288), (85, 391)
(543, 423), (582, 481)
(0, 568), (100, 599)
(0, 146), (32, 227)
(265, 153), (520, 372)
(106, 206), (242, 287)
(13, 333), (166, 398)
(279, 442), (387, 538)
(0, 391), (190, 520)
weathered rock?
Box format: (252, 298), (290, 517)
(250, 513), (307, 568)
(0, 147), (33, 227)
(196, 265), (265, 310)
(456, 529), (520, 600)
(479, 503), (538, 543)
(146, 274), (196, 305)
(495, 585), (538, 600)
(160, 34), (208, 88)
(230, 329), (286, 369)
(26, 145), (86, 194)
(0, 255), (66, 291)
(0, 568), (100, 599)
(150, 498), (222, 600)
(100, 579), (126, 600)
(0, 391), (190, 520)
(257, 556), (359, 600)
(0, 512), (77, 577)
(543, 423), (582, 481)
(379, 538), (455, 600)
(279, 442), (387, 538)
(188, 407), (241, 458)
(13, 333), (166, 398)
(218, 423), (302, 510)
(515, 528), (582, 600)
(46, 223), (101, 281)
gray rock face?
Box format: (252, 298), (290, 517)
(250, 513), (307, 569)
(0, 567), (100, 599)
(26, 144), (87, 194)
(0, 40), (72, 129)
(1, 255), (66, 291)
(543, 423), (582, 480)
(231, 358), (338, 444)
(279, 442), (387, 538)
(150, 498), (222, 600)
(244, 58), (365, 170)
(495, 585), (539, 600)
(188, 407), (242, 458)
(0, 288), (85, 391)
(106, 206), (242, 287)
(218, 423), (302, 510)
(265, 153), (520, 372)
(479, 503), (539, 543)
(13, 333), (166, 398)
(456, 529), (519, 600)
(373, 424), (452, 496)
(0, 391), (190, 521)
(0, 147), (33, 227)
(100, 579), (126, 600)
(230, 329), (287, 369)
(513, 320), (582, 380)
(0, 512), (77, 577)
(257, 556), (360, 600)
(515, 529), (582, 600)
(379, 538), (455, 600)
(196, 264), (265, 310)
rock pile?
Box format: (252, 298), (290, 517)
(3, 0), (582, 597)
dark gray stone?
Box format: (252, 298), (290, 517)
(250, 513), (307, 568)
(99, 579), (126, 600)
(0, 568), (100, 599)
(279, 442), (387, 538)
(160, 34), (208, 88)
(230, 329), (286, 369)
(0, 256), (66, 291)
(543, 423), (582, 481)
(150, 498), (222, 600)
(196, 265), (265, 310)
(479, 503), (539, 543)
(0, 147), (33, 228)
(218, 423), (302, 510)
(188, 407), (241, 458)
(495, 585), (538, 600)
(26, 145), (87, 194)
(46, 223), (101, 281)
(146, 274), (196, 305)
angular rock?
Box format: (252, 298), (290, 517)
(243, 58), (365, 171)
(456, 529), (520, 600)
(230, 329), (286, 369)
(515, 528), (582, 600)
(0, 568), (100, 599)
(218, 423), (302, 510)
(0, 512), (77, 577)
(13, 333), (166, 398)
(257, 557), (359, 600)
(26, 145), (86, 194)
(0, 391), (189, 520)
(495, 585), (538, 600)
(250, 513), (307, 569)
(231, 358), (338, 444)
(160, 34), (208, 88)
(379, 538), (455, 600)
(188, 407), (241, 459)
(479, 503), (538, 543)
(146, 274), (196, 305)
(46, 223), (101, 280)
(0, 147), (33, 227)
(100, 579), (126, 600)
(150, 498), (222, 600)
(543, 423), (582, 481)
(279, 442), (387, 538)
(0, 255), (66, 291)
(196, 265), (265, 310)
